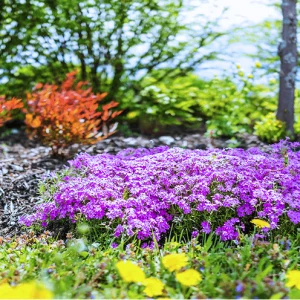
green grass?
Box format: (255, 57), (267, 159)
(0, 229), (299, 299)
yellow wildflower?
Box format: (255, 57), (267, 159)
(175, 269), (202, 286)
(162, 253), (188, 272)
(143, 278), (164, 297)
(116, 260), (146, 283)
(236, 64), (241, 69)
(248, 74), (254, 79)
(286, 270), (300, 290)
(0, 282), (53, 299)
(255, 61), (262, 68)
(250, 219), (270, 228)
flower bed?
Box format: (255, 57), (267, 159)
(20, 141), (300, 242)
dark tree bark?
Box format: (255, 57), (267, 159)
(277, 0), (298, 136)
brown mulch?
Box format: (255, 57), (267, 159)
(0, 132), (68, 237)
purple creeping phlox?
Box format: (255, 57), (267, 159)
(20, 141), (300, 242)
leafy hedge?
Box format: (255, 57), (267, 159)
(123, 67), (300, 141)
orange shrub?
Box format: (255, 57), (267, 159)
(25, 71), (122, 154)
(0, 96), (23, 127)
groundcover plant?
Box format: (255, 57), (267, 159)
(0, 231), (299, 299)
(20, 140), (300, 244)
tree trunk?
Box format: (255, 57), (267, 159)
(276, 0), (298, 137)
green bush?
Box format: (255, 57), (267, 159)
(195, 66), (280, 137)
(254, 89), (300, 143)
(254, 113), (286, 143)
(294, 89), (300, 136)
(125, 73), (202, 134)
(124, 65), (286, 138)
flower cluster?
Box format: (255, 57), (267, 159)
(116, 253), (201, 297)
(116, 260), (164, 297)
(20, 140), (300, 242)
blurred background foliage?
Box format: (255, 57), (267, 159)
(0, 0), (299, 142)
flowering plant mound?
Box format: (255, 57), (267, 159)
(24, 71), (122, 154)
(20, 140), (300, 242)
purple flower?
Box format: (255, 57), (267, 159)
(192, 230), (199, 238)
(111, 242), (118, 248)
(216, 224), (239, 241)
(287, 210), (300, 224)
(253, 234), (266, 241)
(201, 221), (211, 234)
(235, 282), (244, 293)
(114, 225), (124, 238)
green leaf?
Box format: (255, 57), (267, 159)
(270, 292), (285, 299)
(79, 251), (89, 259)
(289, 289), (300, 300)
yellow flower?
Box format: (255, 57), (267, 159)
(116, 260), (146, 283)
(286, 270), (300, 290)
(248, 74), (254, 79)
(250, 219), (270, 228)
(255, 61), (262, 68)
(236, 64), (241, 69)
(176, 269), (202, 286)
(162, 253), (188, 272)
(0, 282), (53, 299)
(143, 278), (164, 297)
